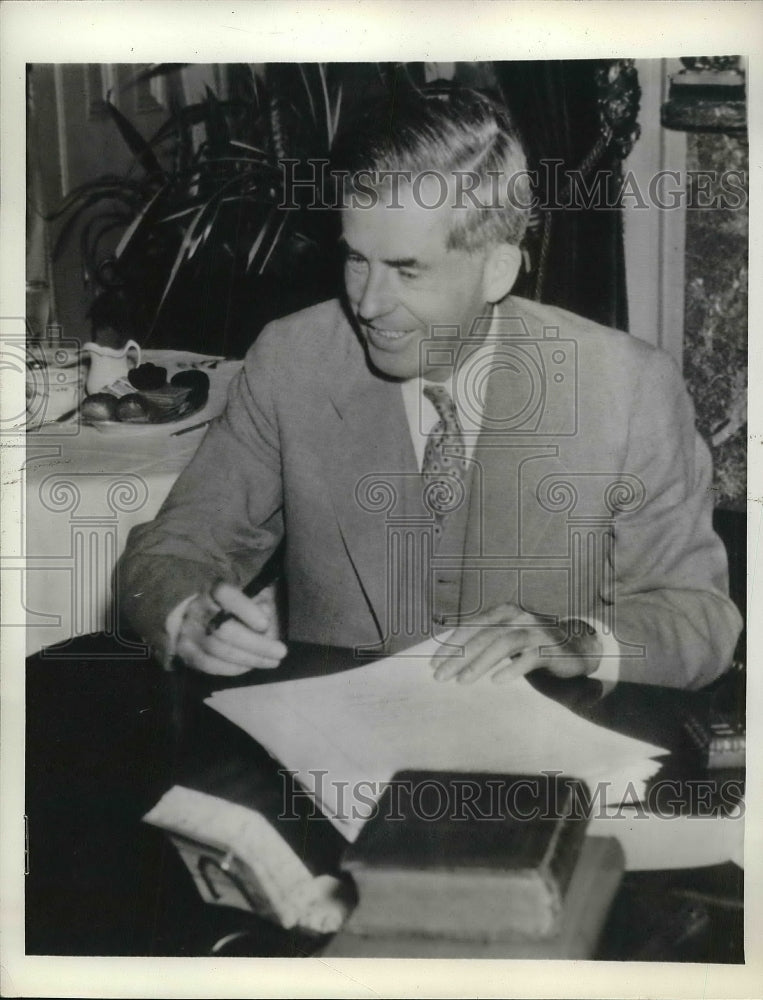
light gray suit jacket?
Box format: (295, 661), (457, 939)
(117, 297), (742, 688)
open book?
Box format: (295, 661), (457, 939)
(206, 634), (667, 842)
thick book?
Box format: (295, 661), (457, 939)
(339, 770), (590, 940)
(324, 836), (624, 959)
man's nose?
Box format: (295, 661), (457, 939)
(356, 265), (395, 321)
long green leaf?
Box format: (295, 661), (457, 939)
(188, 209), (218, 260)
(192, 155), (273, 169)
(105, 101), (166, 182)
(245, 208), (277, 272)
(257, 212), (288, 275)
(158, 204), (207, 225)
(187, 193), (223, 261)
(153, 184), (228, 302)
(114, 187), (166, 259)
(153, 203), (206, 321)
(331, 82), (344, 145)
(249, 65), (266, 112)
(186, 229), (206, 261)
(121, 64), (189, 91)
(319, 63), (332, 140)
(229, 139), (269, 158)
(298, 63), (317, 124)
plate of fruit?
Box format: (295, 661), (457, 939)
(79, 362), (211, 431)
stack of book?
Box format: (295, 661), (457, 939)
(323, 770), (624, 959)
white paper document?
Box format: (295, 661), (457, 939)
(206, 635), (668, 842)
(589, 807), (745, 871)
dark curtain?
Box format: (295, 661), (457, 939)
(492, 60), (630, 332)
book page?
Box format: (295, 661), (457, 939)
(206, 635), (667, 841)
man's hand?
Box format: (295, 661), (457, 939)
(176, 581), (287, 676)
(431, 603), (602, 684)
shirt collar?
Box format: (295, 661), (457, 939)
(399, 310), (498, 436)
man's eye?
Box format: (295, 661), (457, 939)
(345, 254), (367, 271)
(398, 268), (419, 280)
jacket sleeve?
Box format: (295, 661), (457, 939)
(114, 332), (285, 661)
(602, 348), (742, 688)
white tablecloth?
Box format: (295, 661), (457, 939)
(21, 351), (242, 655)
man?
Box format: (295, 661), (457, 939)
(117, 85), (741, 689)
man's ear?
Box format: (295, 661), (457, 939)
(482, 243), (522, 303)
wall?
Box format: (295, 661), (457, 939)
(29, 64), (222, 344)
(683, 132), (748, 511)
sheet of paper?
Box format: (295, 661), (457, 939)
(206, 634), (667, 842)
(590, 806), (745, 870)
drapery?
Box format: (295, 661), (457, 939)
(492, 60), (631, 332)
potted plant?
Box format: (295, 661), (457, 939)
(47, 63), (357, 357)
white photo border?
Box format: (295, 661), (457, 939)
(1, 2), (761, 997)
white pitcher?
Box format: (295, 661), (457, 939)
(81, 340), (141, 395)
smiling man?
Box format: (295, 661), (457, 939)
(117, 85), (741, 689)
(341, 175), (515, 382)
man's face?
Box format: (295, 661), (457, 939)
(341, 180), (493, 381)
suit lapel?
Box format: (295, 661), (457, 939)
(461, 299), (572, 616)
(319, 335), (420, 636)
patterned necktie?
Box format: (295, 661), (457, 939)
(422, 383), (470, 544)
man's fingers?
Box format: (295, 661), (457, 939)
(251, 584), (277, 609)
(433, 626), (498, 680)
(453, 634), (512, 684)
(202, 631), (283, 669)
(215, 618), (286, 659)
(433, 604), (528, 669)
(492, 647), (599, 683)
(178, 632), (283, 675)
(178, 642), (262, 676)
(434, 622), (541, 682)
(210, 582), (271, 632)
(492, 648), (540, 684)
(451, 628), (537, 684)
(176, 585), (287, 676)
(430, 604), (598, 686)
(434, 626), (515, 682)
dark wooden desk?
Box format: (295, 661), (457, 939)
(25, 635), (744, 960)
